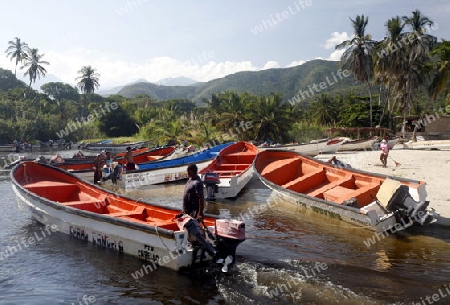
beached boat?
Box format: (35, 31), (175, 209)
(82, 140), (145, 152)
(372, 138), (399, 150)
(101, 142), (234, 189)
(11, 161), (245, 271)
(339, 138), (377, 151)
(254, 150), (436, 232)
(259, 139), (343, 156)
(401, 139), (450, 150)
(199, 141), (258, 200)
(114, 146), (175, 164)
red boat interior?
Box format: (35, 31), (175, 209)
(14, 162), (214, 231)
(200, 142), (257, 178)
(256, 150), (423, 208)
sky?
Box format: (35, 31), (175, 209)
(1, 0), (449, 90)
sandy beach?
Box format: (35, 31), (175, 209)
(316, 145), (450, 226)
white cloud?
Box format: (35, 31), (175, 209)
(286, 60), (306, 67)
(8, 48), (268, 88)
(326, 49), (346, 61)
(262, 61), (280, 70)
(322, 32), (351, 50)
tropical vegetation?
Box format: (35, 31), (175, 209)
(0, 9), (449, 148)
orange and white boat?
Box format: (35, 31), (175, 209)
(11, 161), (245, 271)
(200, 141), (258, 200)
(254, 150), (436, 232)
(114, 146), (176, 164)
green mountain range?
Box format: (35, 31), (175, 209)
(117, 59), (367, 104)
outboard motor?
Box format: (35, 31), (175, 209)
(203, 172), (220, 201)
(385, 185), (435, 226)
(176, 214), (245, 272)
(214, 218), (246, 272)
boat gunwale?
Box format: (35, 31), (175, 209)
(10, 162), (218, 239)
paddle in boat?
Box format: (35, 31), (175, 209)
(199, 141), (258, 201)
(254, 150), (436, 232)
(11, 161), (245, 272)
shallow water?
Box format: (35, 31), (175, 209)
(1, 150), (450, 304)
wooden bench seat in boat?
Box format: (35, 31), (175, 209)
(24, 181), (79, 202)
(282, 169), (325, 192)
(216, 164), (250, 167)
(221, 152), (256, 164)
(261, 157), (302, 185)
(322, 180), (382, 206)
(307, 173), (354, 199)
(108, 206), (146, 217)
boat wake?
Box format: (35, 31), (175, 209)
(216, 259), (384, 304)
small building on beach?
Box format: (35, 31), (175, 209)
(393, 115), (450, 140)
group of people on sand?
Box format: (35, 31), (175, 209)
(93, 146), (136, 184)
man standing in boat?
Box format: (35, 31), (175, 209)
(124, 146), (135, 170)
(182, 164), (205, 220)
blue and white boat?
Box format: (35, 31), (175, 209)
(109, 142), (234, 189)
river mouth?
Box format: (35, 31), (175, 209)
(1, 150), (450, 304)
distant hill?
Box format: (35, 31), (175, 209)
(155, 76), (198, 86)
(98, 78), (149, 97)
(117, 59), (367, 104)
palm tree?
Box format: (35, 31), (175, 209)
(20, 48), (50, 88)
(5, 37), (29, 76)
(336, 15), (377, 127)
(76, 65), (100, 94)
(76, 66), (100, 117)
(249, 93), (296, 143)
(428, 40), (450, 106)
(399, 10), (436, 136)
(373, 16), (406, 129)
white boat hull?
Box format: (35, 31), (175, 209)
(259, 140), (343, 156)
(206, 167), (255, 199)
(108, 159), (213, 190)
(402, 140), (450, 150)
(339, 139), (377, 151)
(12, 184), (210, 270)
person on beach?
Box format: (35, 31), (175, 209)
(327, 156), (352, 168)
(124, 146), (135, 170)
(182, 163), (205, 221)
(379, 139), (390, 168)
(93, 150), (106, 184)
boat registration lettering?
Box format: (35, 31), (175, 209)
(311, 206), (342, 219)
(164, 172), (188, 182)
(138, 244), (159, 262)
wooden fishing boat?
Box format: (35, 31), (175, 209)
(401, 139), (450, 150)
(339, 138), (377, 151)
(258, 139), (344, 156)
(83, 140), (145, 152)
(51, 147), (175, 179)
(372, 138), (399, 150)
(114, 146), (175, 164)
(199, 142), (258, 200)
(102, 142), (234, 189)
(254, 150), (436, 232)
(11, 161), (245, 271)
